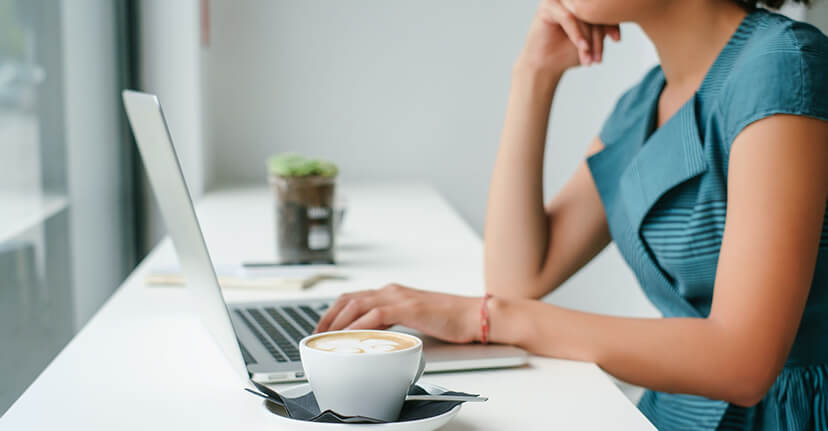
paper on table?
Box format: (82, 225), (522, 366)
(145, 263), (346, 290)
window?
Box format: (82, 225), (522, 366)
(0, 0), (139, 414)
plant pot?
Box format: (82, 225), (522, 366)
(270, 174), (336, 264)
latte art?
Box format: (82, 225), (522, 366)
(306, 332), (418, 354)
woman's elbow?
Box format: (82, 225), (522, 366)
(704, 318), (788, 407)
(725, 382), (771, 407)
(719, 360), (780, 407)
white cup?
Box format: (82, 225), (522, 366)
(299, 330), (425, 421)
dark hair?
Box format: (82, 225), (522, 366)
(735, 0), (811, 9)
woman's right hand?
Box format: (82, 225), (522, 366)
(518, 0), (621, 76)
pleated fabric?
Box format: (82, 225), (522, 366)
(589, 8), (828, 430)
(638, 365), (828, 430)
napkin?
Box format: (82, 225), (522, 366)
(249, 381), (475, 424)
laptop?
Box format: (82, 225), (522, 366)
(122, 90), (528, 383)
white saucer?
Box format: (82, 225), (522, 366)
(262, 383), (461, 430)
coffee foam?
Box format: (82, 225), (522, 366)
(306, 332), (417, 354)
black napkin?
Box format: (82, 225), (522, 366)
(249, 380), (475, 424)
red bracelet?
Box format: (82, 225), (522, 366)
(480, 294), (492, 345)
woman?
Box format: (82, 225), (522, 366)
(315, 0), (828, 428)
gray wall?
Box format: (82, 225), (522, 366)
(202, 0), (660, 317)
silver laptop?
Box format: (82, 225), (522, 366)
(122, 90), (528, 383)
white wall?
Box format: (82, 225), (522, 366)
(202, 0), (659, 317)
(138, 0), (206, 250)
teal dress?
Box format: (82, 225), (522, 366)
(588, 9), (828, 430)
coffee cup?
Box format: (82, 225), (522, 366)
(299, 330), (425, 421)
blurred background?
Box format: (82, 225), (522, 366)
(1, 0), (825, 415)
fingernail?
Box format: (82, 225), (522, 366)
(578, 40), (589, 51)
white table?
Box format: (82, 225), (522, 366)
(0, 183), (654, 430)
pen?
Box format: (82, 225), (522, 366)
(242, 260), (335, 268)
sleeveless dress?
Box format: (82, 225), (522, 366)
(588, 9), (828, 430)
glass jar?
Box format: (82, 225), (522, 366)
(270, 174), (336, 264)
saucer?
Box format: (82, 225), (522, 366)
(262, 383), (461, 430)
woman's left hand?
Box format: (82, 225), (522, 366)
(314, 284), (482, 344)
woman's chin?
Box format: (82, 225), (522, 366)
(562, 0), (638, 25)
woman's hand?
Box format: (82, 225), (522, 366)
(519, 0), (621, 75)
(314, 284), (482, 344)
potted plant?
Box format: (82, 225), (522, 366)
(268, 153), (339, 264)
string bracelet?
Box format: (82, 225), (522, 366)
(480, 293), (493, 345)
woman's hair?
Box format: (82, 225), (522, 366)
(735, 0), (811, 8)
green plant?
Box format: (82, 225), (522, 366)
(268, 153), (338, 178)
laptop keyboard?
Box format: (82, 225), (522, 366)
(299, 305), (322, 324)
(234, 309), (287, 363)
(234, 304), (326, 364)
(265, 308), (305, 344)
(283, 307), (316, 334)
(238, 342), (257, 365)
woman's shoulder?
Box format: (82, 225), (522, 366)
(725, 10), (828, 88)
(717, 10), (828, 146)
(741, 9), (826, 51)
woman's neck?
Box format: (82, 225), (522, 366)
(638, 1), (748, 92)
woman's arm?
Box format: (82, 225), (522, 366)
(489, 115), (828, 406)
(484, 71), (612, 301)
(484, 1), (617, 300)
(317, 115), (827, 406)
